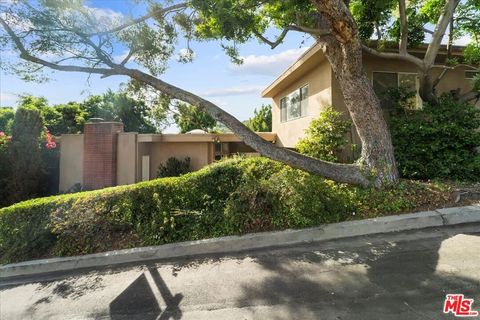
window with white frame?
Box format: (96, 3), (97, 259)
(280, 85), (309, 122)
(372, 72), (422, 110)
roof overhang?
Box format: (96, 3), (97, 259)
(262, 41), (469, 99)
(137, 132), (277, 143)
(262, 44), (325, 98)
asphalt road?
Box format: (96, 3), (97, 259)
(1, 224), (479, 320)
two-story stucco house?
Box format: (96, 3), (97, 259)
(262, 43), (479, 161)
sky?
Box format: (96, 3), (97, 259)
(0, 0), (314, 132)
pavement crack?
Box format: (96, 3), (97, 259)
(436, 211), (448, 226)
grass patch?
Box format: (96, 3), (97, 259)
(0, 157), (460, 264)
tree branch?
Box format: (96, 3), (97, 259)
(1, 14), (370, 186)
(398, 0), (408, 54)
(254, 25), (330, 49)
(120, 49), (136, 66)
(433, 68), (449, 88)
(433, 64), (480, 88)
(88, 3), (188, 36)
(361, 45), (424, 68)
(424, 0), (460, 67)
(121, 67), (368, 186)
(0, 16), (116, 76)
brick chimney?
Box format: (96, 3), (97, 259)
(83, 120), (124, 190)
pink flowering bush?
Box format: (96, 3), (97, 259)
(44, 129), (57, 149)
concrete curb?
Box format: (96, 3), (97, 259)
(1, 204), (479, 279)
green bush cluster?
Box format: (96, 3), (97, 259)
(0, 106), (60, 208)
(157, 157), (191, 178)
(391, 94), (480, 180)
(296, 106), (352, 162)
(0, 157), (453, 264)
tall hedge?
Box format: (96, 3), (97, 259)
(0, 157), (453, 264)
(8, 106), (45, 203)
(391, 94), (480, 180)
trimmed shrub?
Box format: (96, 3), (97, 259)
(391, 94), (480, 180)
(224, 169), (349, 234)
(0, 157), (454, 264)
(296, 106), (352, 162)
(8, 106), (45, 203)
(0, 133), (12, 207)
(157, 157), (191, 178)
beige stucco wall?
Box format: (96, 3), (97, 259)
(148, 142), (212, 179)
(272, 59), (332, 148)
(362, 54), (476, 98)
(59, 134), (84, 192)
(117, 133), (137, 186)
(330, 53), (480, 161)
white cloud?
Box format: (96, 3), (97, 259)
(201, 85), (266, 97)
(83, 5), (124, 23)
(231, 47), (309, 77)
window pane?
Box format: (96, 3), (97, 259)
(288, 91), (301, 120)
(280, 85), (309, 122)
(280, 98), (287, 122)
(300, 85), (309, 117)
(373, 72), (398, 109)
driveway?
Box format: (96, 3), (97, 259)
(1, 223), (479, 319)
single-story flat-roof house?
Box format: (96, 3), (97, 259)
(59, 121), (275, 192)
(59, 43), (479, 192)
(262, 43), (479, 161)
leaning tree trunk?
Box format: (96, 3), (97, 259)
(310, 0), (399, 186)
(419, 70), (439, 105)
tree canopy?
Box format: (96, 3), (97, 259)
(173, 102), (217, 133)
(244, 104), (272, 132)
(0, 107), (15, 135)
(192, 0), (479, 102)
(82, 90), (158, 133)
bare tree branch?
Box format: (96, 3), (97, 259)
(361, 45), (424, 68)
(433, 64), (480, 88)
(398, 0), (408, 54)
(0, 16), (116, 76)
(120, 49), (136, 66)
(424, 0), (461, 67)
(433, 68), (449, 88)
(88, 3), (188, 36)
(254, 25), (330, 49)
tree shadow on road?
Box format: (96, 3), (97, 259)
(235, 225), (480, 320)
